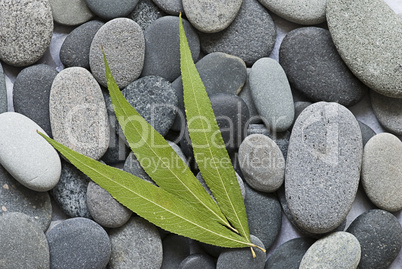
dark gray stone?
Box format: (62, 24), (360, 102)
(142, 16), (200, 82)
(370, 90), (402, 135)
(285, 102), (362, 234)
(0, 62), (6, 113)
(265, 237), (314, 269)
(279, 27), (367, 106)
(0, 212), (50, 269)
(49, 0), (93, 26)
(130, 0), (165, 31)
(199, 0), (276, 66)
(161, 234), (191, 268)
(51, 160), (92, 218)
(179, 254), (215, 269)
(152, 0), (182, 15)
(124, 152), (154, 184)
(13, 64), (57, 136)
(0, 164), (52, 231)
(358, 121), (376, 146)
(46, 217), (111, 269)
(238, 68), (261, 124)
(85, 0), (139, 20)
(347, 209), (402, 269)
(60, 20), (104, 69)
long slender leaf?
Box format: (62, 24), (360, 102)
(179, 15), (251, 241)
(39, 132), (256, 248)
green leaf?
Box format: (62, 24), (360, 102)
(38, 132), (255, 248)
(179, 15), (251, 241)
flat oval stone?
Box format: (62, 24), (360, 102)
(179, 254), (215, 269)
(238, 134), (285, 192)
(347, 209), (402, 269)
(326, 0), (402, 98)
(0, 0), (53, 67)
(109, 216), (163, 269)
(85, 0), (139, 20)
(50, 67), (110, 160)
(362, 133), (402, 212)
(60, 20), (104, 69)
(49, 0), (93, 26)
(46, 217), (111, 269)
(183, 0), (242, 33)
(279, 27), (367, 106)
(130, 0), (165, 31)
(249, 58), (294, 132)
(370, 90), (402, 136)
(299, 232), (361, 269)
(199, 0), (276, 66)
(0, 212), (50, 269)
(0, 63), (6, 113)
(285, 102), (362, 234)
(13, 64), (57, 136)
(142, 16), (200, 82)
(90, 18), (145, 88)
(258, 0), (326, 25)
(0, 112), (61, 192)
(152, 0), (182, 15)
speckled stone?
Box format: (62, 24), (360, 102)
(199, 0), (276, 66)
(49, 0), (93, 26)
(249, 58), (294, 132)
(0, 164), (52, 231)
(0, 212), (50, 269)
(258, 0), (326, 25)
(13, 64), (57, 136)
(0, 63), (6, 113)
(60, 20), (104, 69)
(109, 216), (163, 269)
(362, 133), (402, 212)
(0, 0), (53, 67)
(85, 0), (139, 20)
(358, 121), (376, 146)
(279, 27), (367, 106)
(183, 0), (242, 33)
(130, 0), (165, 31)
(326, 0), (402, 98)
(152, 0), (182, 15)
(370, 90), (402, 135)
(285, 102), (362, 234)
(299, 232), (361, 269)
(50, 67), (110, 160)
(179, 254), (216, 269)
(347, 209), (402, 269)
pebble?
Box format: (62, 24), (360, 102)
(86, 181), (132, 228)
(216, 235), (266, 269)
(109, 216), (163, 269)
(238, 134), (285, 192)
(370, 90), (402, 135)
(0, 212), (50, 269)
(152, 0), (183, 15)
(60, 20), (104, 69)
(120, 75), (178, 137)
(0, 164), (52, 231)
(90, 18), (145, 89)
(130, 0), (165, 31)
(326, 0), (402, 98)
(239, 69), (260, 123)
(124, 152), (154, 184)
(249, 58), (294, 132)
(265, 237), (314, 269)
(0, 0), (53, 67)
(179, 254), (215, 269)
(49, 0), (93, 26)
(161, 234), (191, 268)
(299, 232), (361, 269)
(51, 160), (92, 218)
(361, 133), (402, 212)
(49, 67), (110, 160)
(85, 0), (139, 20)
(0, 112), (61, 192)
(183, 0), (242, 33)
(244, 183), (282, 249)
(13, 64), (57, 136)
(347, 209), (402, 269)
(142, 16), (200, 82)
(279, 27), (367, 107)
(285, 102), (362, 234)
(46, 217), (111, 269)
(357, 121), (376, 146)
(258, 0), (326, 25)
(0, 62), (6, 113)
(199, 0), (276, 66)
(196, 171), (245, 200)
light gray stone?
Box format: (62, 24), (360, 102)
(50, 67), (110, 160)
(285, 102), (362, 234)
(370, 90), (402, 136)
(49, 0), (93, 26)
(362, 133), (402, 212)
(249, 58), (294, 132)
(152, 0), (182, 15)
(90, 18), (145, 88)
(326, 0), (402, 98)
(0, 112), (61, 192)
(0, 62), (7, 113)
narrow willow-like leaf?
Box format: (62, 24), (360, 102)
(102, 49), (233, 230)
(179, 15), (251, 242)
(38, 132), (256, 248)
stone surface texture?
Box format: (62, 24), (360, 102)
(0, 62), (6, 113)
(370, 90), (402, 135)
(85, 0), (139, 20)
(49, 0), (93, 25)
